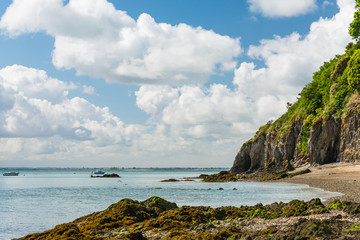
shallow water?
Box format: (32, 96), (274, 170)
(0, 169), (341, 239)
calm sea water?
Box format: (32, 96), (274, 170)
(0, 169), (341, 239)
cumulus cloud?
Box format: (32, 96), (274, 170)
(248, 0), (317, 18)
(0, 65), (232, 167)
(0, 0), (241, 85)
(134, 0), (355, 156)
(238, 0), (355, 102)
(136, 84), (284, 141)
(0, 64), (241, 166)
(0, 65), (142, 144)
(0, 65), (76, 104)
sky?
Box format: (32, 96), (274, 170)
(0, 0), (356, 168)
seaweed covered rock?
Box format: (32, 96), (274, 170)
(328, 199), (360, 214)
(16, 198), (360, 240)
(160, 178), (179, 182)
(17, 197), (177, 240)
(201, 167), (311, 182)
(201, 171), (242, 182)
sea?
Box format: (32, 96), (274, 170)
(0, 168), (342, 240)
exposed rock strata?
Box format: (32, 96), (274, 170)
(308, 117), (341, 165)
(340, 93), (360, 162)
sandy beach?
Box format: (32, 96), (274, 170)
(282, 162), (360, 204)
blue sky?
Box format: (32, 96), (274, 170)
(0, 0), (355, 167)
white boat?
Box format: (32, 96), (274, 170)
(91, 170), (105, 177)
(3, 172), (19, 176)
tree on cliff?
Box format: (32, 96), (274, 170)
(349, 0), (360, 39)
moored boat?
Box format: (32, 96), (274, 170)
(3, 172), (19, 176)
(91, 169), (105, 177)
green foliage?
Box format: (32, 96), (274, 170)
(349, 0), (360, 39)
(328, 69), (352, 118)
(348, 49), (360, 91)
(300, 57), (339, 114)
(299, 114), (315, 153)
(248, 44), (358, 152)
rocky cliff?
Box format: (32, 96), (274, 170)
(231, 43), (360, 173)
(340, 93), (360, 162)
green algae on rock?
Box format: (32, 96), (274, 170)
(16, 197), (360, 240)
(200, 168), (311, 182)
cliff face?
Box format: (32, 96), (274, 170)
(340, 93), (360, 162)
(231, 44), (360, 173)
(308, 117), (341, 165)
(231, 121), (303, 172)
(231, 95), (360, 173)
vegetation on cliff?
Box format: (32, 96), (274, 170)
(268, 0), (360, 144)
(251, 41), (359, 153)
(16, 197), (360, 240)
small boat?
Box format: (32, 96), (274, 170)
(91, 170), (105, 177)
(3, 172), (19, 176)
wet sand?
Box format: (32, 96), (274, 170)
(281, 162), (360, 204)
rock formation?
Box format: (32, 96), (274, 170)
(340, 93), (360, 162)
(231, 45), (360, 173)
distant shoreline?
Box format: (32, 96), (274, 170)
(0, 167), (228, 172)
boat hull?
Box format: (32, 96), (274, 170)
(3, 172), (19, 176)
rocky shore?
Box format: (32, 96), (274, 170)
(281, 163), (360, 204)
(16, 196), (360, 240)
(201, 162), (360, 204)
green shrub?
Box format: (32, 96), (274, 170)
(347, 49), (360, 91)
(349, 0), (360, 39)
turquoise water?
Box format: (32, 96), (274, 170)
(0, 169), (341, 239)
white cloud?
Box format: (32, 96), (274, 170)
(0, 65), (76, 104)
(82, 85), (96, 95)
(136, 84), (282, 141)
(133, 0), (355, 165)
(0, 65), (141, 144)
(322, 0), (334, 8)
(0, 65), (241, 167)
(238, 0), (355, 102)
(248, 0), (317, 18)
(0, 0), (241, 85)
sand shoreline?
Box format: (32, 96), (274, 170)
(279, 162), (360, 204)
